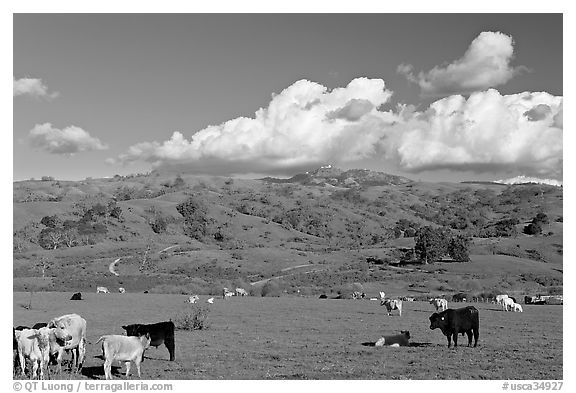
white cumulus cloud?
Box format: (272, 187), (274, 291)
(28, 123), (108, 155)
(14, 77), (59, 99)
(398, 31), (526, 97)
(112, 78), (562, 180)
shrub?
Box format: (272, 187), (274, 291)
(173, 305), (210, 330)
(261, 280), (282, 297)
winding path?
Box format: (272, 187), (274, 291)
(108, 257), (122, 276)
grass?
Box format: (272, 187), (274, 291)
(13, 292), (562, 380)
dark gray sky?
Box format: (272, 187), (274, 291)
(13, 13), (563, 182)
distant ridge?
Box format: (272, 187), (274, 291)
(261, 166), (412, 187)
(494, 175), (563, 187)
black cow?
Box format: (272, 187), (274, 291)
(121, 321), (175, 361)
(429, 306), (479, 348)
(14, 326), (29, 331)
(375, 330), (411, 347)
(452, 293), (467, 302)
(70, 292), (82, 300)
(319, 294), (328, 299)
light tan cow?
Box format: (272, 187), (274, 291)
(96, 334), (151, 380)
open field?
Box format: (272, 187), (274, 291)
(13, 292), (562, 380)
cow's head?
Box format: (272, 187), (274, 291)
(400, 330), (411, 339)
(139, 332), (151, 349)
(429, 312), (447, 330)
(122, 324), (147, 337)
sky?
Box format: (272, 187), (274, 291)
(13, 13), (563, 182)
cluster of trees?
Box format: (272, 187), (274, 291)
(176, 196), (214, 241)
(414, 226), (471, 264)
(392, 218), (420, 238)
(523, 213), (549, 235)
(37, 202), (122, 250)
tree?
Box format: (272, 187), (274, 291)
(448, 235), (471, 262)
(414, 226), (448, 264)
(176, 196), (212, 240)
(38, 228), (63, 250)
(40, 215), (62, 229)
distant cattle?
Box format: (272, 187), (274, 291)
(48, 313), (87, 373)
(400, 297), (415, 302)
(429, 306), (479, 347)
(319, 294), (328, 299)
(96, 334), (151, 380)
(430, 298), (448, 312)
(186, 295), (199, 304)
(379, 291), (386, 300)
(235, 288), (248, 297)
(512, 303), (523, 312)
(222, 287), (235, 299)
(122, 321), (175, 361)
(97, 287), (110, 294)
(118, 288), (126, 294)
(381, 299), (403, 316)
(502, 297), (515, 312)
(352, 291), (366, 300)
(70, 292), (82, 301)
(452, 293), (467, 302)
(375, 331), (411, 347)
(207, 297), (214, 304)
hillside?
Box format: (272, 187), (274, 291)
(13, 168), (563, 298)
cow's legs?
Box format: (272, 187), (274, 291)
(104, 360), (112, 380)
(165, 336), (176, 361)
(125, 361), (131, 378)
(77, 339), (86, 372)
(466, 331), (473, 347)
(135, 358), (142, 378)
(446, 334), (452, 348)
(19, 352), (26, 376)
(452, 333), (458, 347)
(473, 329), (479, 347)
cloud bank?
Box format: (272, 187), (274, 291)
(14, 77), (59, 99)
(398, 31), (526, 97)
(112, 77), (562, 180)
(29, 123), (108, 155)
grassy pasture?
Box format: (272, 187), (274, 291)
(13, 292), (562, 380)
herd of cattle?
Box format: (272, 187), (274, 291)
(13, 289), (545, 380)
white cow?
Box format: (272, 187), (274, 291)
(97, 286), (110, 294)
(379, 291), (386, 300)
(36, 326), (72, 376)
(430, 298), (448, 312)
(381, 299), (403, 316)
(118, 287), (126, 294)
(236, 288), (248, 297)
(207, 297), (214, 304)
(186, 295), (200, 304)
(222, 287), (234, 299)
(496, 294), (509, 306)
(96, 334), (151, 380)
(502, 297), (515, 312)
(513, 303), (523, 312)
(15, 327), (68, 379)
(48, 314), (87, 373)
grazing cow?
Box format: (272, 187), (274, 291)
(496, 294), (509, 306)
(186, 295), (199, 304)
(70, 292), (82, 301)
(97, 286), (110, 294)
(121, 321), (175, 361)
(429, 306), (479, 348)
(15, 329), (46, 379)
(207, 297), (214, 304)
(236, 288), (248, 297)
(502, 297), (515, 311)
(96, 334), (151, 380)
(375, 331), (411, 347)
(430, 298), (448, 312)
(381, 299), (403, 316)
(118, 287), (126, 294)
(512, 303), (523, 312)
(48, 314), (87, 373)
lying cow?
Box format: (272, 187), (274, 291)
(429, 306), (479, 348)
(97, 286), (110, 294)
(375, 331), (411, 347)
(186, 295), (199, 304)
(381, 298), (403, 316)
(96, 334), (151, 380)
(70, 292), (82, 301)
(121, 321), (175, 361)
